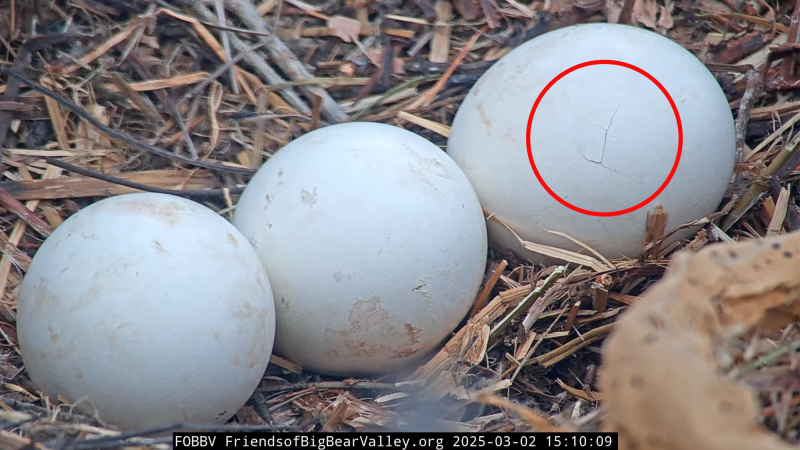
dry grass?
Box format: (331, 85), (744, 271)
(0, 0), (799, 447)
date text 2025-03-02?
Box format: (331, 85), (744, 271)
(172, 432), (619, 450)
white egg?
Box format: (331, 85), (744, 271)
(447, 23), (735, 261)
(232, 122), (487, 377)
(18, 193), (276, 431)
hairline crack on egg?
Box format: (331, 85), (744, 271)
(446, 22), (736, 262)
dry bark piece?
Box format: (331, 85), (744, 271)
(600, 230), (800, 450)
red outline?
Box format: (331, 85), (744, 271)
(526, 60), (683, 217)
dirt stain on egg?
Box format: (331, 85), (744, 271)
(105, 323), (127, 351)
(230, 302), (269, 369)
(325, 296), (420, 360)
(404, 323), (421, 345)
(235, 322), (270, 370)
(498, 127), (516, 145)
(410, 151), (449, 180)
(300, 188), (318, 207)
(226, 232), (238, 248)
(399, 145), (452, 204)
(231, 302), (258, 320)
(333, 271), (352, 283)
(121, 198), (187, 227)
(232, 342), (265, 369)
(477, 102), (492, 132)
(152, 240), (171, 256)
(33, 278), (58, 315)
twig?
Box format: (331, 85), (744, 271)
(309, 94), (324, 131)
(213, 0), (239, 95)
(176, 40), (270, 107)
(0, 34), (73, 163)
(3, 69), (255, 175)
(768, 177), (800, 231)
(469, 260), (508, 319)
(183, 0), (311, 116)
(732, 68), (764, 189)
(735, 69), (763, 164)
(528, 323), (615, 367)
(351, 76), (438, 120)
(721, 133), (799, 231)
(257, 381), (420, 393)
(0, 395), (97, 424)
(779, 0), (800, 83)
(414, 30), (481, 108)
(733, 338), (800, 379)
(126, 50), (200, 159)
(644, 197), (736, 250)
(509, 301), (570, 382)
(44, 158), (244, 198)
(411, 0), (437, 21)
(489, 266), (567, 341)
(219, 0), (350, 123)
(0, 190), (53, 237)
(0, 417), (36, 431)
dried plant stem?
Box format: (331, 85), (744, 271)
(489, 266), (567, 341)
(219, 0), (349, 123)
(3, 68), (255, 175)
(469, 259), (508, 318)
(185, 0), (311, 116)
(44, 158), (243, 198)
(258, 381), (419, 393)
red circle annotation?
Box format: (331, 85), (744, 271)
(525, 59), (683, 217)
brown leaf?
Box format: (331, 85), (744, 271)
(327, 15), (362, 43)
(632, 0), (658, 28)
(605, 0), (623, 23)
(657, 5), (674, 30)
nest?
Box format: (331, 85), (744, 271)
(0, 0), (799, 449)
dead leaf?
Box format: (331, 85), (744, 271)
(605, 0), (623, 23)
(632, 0), (658, 28)
(657, 5), (674, 29)
(328, 15), (362, 43)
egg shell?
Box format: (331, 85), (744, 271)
(18, 193), (276, 431)
(447, 23), (736, 261)
(232, 122), (488, 377)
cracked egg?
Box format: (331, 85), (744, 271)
(447, 22), (736, 261)
(232, 122), (488, 377)
(17, 193), (276, 431)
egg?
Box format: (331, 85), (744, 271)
(447, 23), (736, 261)
(232, 122), (487, 377)
(18, 193), (276, 431)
